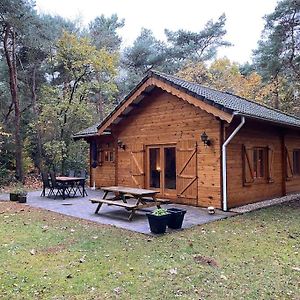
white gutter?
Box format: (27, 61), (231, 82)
(222, 116), (245, 211)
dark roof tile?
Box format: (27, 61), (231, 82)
(152, 70), (300, 128)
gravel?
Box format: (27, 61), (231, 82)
(230, 193), (300, 213)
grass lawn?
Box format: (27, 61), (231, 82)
(0, 200), (299, 300)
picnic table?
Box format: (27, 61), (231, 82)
(56, 176), (87, 200)
(90, 186), (168, 221)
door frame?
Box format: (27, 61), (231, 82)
(145, 143), (177, 198)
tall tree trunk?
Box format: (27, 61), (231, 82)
(273, 75), (280, 109)
(3, 25), (23, 182)
(31, 65), (42, 171)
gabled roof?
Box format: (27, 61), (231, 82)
(154, 71), (300, 128)
(73, 122), (102, 140)
(74, 70), (300, 139)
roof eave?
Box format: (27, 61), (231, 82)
(234, 112), (300, 130)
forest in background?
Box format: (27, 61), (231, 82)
(0, 0), (299, 185)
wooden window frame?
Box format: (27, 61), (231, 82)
(98, 143), (115, 165)
(243, 145), (273, 186)
(292, 149), (300, 176)
(253, 147), (268, 181)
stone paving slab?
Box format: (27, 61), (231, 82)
(0, 189), (235, 235)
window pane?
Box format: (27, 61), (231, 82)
(258, 149), (264, 177)
(104, 151), (109, 161)
(149, 148), (160, 188)
(164, 147), (176, 189)
(109, 151), (114, 162)
(253, 149), (258, 178)
(253, 148), (266, 179)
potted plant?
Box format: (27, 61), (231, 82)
(146, 208), (170, 234)
(9, 184), (27, 203)
(167, 208), (187, 229)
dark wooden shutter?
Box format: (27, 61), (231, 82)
(130, 144), (145, 188)
(91, 141), (98, 168)
(176, 140), (198, 205)
(242, 145), (254, 186)
(285, 146), (293, 181)
(267, 145), (274, 183)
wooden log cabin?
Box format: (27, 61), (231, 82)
(74, 70), (300, 210)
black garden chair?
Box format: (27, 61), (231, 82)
(74, 169), (88, 196)
(68, 170), (75, 177)
(41, 171), (53, 197)
(49, 171), (65, 199)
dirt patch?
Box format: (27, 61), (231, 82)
(193, 255), (219, 268)
(40, 244), (68, 254)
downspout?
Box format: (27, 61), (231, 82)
(222, 115), (245, 211)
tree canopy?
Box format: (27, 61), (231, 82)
(0, 0), (298, 184)
(253, 0), (300, 111)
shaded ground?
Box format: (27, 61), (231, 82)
(0, 199), (299, 299)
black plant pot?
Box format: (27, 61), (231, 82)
(9, 193), (19, 201)
(146, 213), (170, 234)
(167, 208), (186, 229)
(18, 194), (27, 203)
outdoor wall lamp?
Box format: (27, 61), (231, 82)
(201, 132), (211, 146)
(117, 139), (126, 150)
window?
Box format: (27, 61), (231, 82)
(253, 147), (267, 179)
(293, 150), (300, 175)
(103, 150), (115, 162)
(243, 145), (273, 185)
(98, 143), (115, 164)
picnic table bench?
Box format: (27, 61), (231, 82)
(90, 186), (169, 221)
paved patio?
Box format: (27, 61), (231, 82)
(0, 189), (235, 235)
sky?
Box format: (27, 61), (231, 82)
(35, 0), (278, 64)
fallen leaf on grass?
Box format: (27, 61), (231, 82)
(193, 255), (219, 268)
(113, 287), (122, 295)
(169, 268), (178, 275)
(79, 256), (86, 263)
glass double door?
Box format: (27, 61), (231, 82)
(147, 145), (176, 197)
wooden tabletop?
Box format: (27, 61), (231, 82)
(56, 176), (85, 181)
(101, 186), (159, 196)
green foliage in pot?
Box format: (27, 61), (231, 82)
(152, 208), (169, 216)
(11, 183), (27, 196)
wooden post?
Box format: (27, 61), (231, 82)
(219, 120), (225, 208)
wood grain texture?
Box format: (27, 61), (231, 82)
(97, 77), (232, 135)
(226, 121), (284, 208)
(112, 88), (222, 208)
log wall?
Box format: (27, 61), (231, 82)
(111, 88), (223, 208)
(226, 120), (300, 208)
